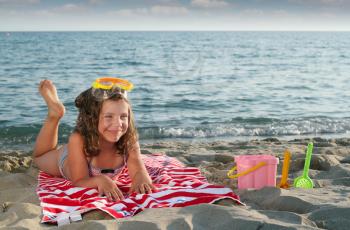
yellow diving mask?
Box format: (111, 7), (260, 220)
(91, 77), (134, 100)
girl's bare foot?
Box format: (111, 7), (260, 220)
(38, 80), (65, 120)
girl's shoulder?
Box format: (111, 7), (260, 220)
(67, 132), (87, 158)
(68, 132), (84, 145)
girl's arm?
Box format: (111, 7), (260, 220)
(67, 132), (124, 201)
(127, 141), (155, 194)
(67, 132), (90, 184)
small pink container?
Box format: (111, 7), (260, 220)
(234, 155), (279, 189)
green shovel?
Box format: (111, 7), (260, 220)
(294, 142), (314, 189)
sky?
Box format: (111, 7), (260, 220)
(0, 0), (349, 31)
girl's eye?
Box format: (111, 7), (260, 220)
(121, 115), (128, 120)
(104, 115), (113, 119)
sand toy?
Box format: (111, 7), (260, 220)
(294, 142), (314, 189)
(227, 155), (279, 189)
(278, 149), (291, 189)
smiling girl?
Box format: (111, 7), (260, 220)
(33, 78), (155, 202)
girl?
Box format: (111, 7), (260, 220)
(33, 79), (155, 202)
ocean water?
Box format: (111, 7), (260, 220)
(0, 31), (350, 151)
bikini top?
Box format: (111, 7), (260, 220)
(88, 153), (128, 178)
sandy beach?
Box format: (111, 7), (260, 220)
(1, 137), (349, 229)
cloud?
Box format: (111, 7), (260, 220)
(272, 9), (290, 17)
(33, 9), (55, 17)
(88, 0), (104, 4)
(0, 0), (39, 4)
(288, 0), (350, 15)
(109, 5), (188, 17)
(58, 4), (83, 12)
(288, 0), (345, 5)
(241, 9), (264, 16)
(110, 8), (148, 17)
(150, 5), (188, 15)
(191, 0), (228, 8)
(30, 3), (87, 17)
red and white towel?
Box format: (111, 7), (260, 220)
(37, 154), (242, 224)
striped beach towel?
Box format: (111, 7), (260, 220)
(37, 154), (242, 224)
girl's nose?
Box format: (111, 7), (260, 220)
(110, 118), (122, 127)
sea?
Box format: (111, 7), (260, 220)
(0, 31), (350, 151)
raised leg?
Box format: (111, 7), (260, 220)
(33, 80), (66, 176)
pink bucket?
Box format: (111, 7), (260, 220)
(228, 155), (279, 189)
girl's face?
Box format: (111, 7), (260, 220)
(98, 99), (129, 143)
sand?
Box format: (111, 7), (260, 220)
(1, 137), (349, 229)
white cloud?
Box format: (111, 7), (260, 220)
(30, 3), (87, 16)
(288, 0), (344, 5)
(242, 9), (264, 16)
(109, 5), (188, 17)
(272, 9), (290, 17)
(191, 0), (228, 8)
(59, 4), (82, 12)
(88, 0), (104, 4)
(110, 8), (149, 17)
(320, 0), (344, 3)
(0, 0), (39, 4)
(33, 9), (55, 17)
(0, 9), (19, 16)
(150, 5), (188, 15)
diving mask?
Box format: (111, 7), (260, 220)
(91, 77), (133, 100)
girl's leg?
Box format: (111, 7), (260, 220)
(33, 80), (66, 176)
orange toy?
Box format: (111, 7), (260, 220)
(278, 149), (291, 189)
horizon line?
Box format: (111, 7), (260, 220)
(1, 29), (350, 33)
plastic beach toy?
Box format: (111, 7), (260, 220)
(278, 149), (291, 189)
(227, 161), (266, 179)
(227, 155), (279, 189)
(294, 142), (314, 189)
(91, 77), (133, 100)
(92, 77), (133, 91)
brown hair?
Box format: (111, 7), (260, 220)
(74, 88), (138, 157)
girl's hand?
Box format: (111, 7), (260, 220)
(96, 175), (124, 201)
(129, 171), (156, 194)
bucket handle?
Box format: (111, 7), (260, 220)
(227, 161), (267, 179)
